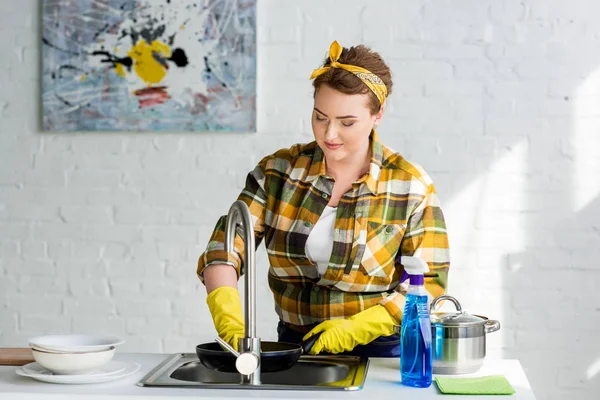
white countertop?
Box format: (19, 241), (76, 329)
(0, 353), (537, 399)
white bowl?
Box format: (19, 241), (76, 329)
(29, 344), (110, 354)
(31, 347), (115, 375)
(28, 334), (124, 353)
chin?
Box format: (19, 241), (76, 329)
(323, 150), (347, 162)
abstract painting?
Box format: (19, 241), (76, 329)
(42, 0), (256, 132)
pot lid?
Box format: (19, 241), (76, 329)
(430, 311), (486, 327)
(429, 295), (488, 327)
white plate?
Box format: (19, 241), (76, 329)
(22, 360), (126, 377)
(28, 334), (125, 353)
(16, 361), (140, 384)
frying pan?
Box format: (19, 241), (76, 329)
(196, 333), (321, 373)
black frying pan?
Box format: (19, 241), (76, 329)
(196, 333), (321, 373)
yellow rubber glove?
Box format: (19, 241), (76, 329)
(302, 304), (397, 355)
(206, 286), (245, 351)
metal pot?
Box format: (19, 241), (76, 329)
(429, 295), (500, 375)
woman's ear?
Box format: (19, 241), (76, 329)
(373, 104), (385, 126)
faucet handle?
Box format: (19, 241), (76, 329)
(215, 337), (260, 376)
(215, 336), (240, 356)
(235, 352), (259, 376)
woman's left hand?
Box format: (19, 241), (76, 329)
(302, 304), (397, 354)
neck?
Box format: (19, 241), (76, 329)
(326, 146), (371, 181)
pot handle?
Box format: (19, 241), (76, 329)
(430, 295), (462, 313)
(485, 320), (501, 334)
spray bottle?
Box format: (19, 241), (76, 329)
(399, 256), (432, 388)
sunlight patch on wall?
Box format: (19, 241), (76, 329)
(573, 69), (600, 212)
(587, 356), (600, 380)
(443, 139), (528, 356)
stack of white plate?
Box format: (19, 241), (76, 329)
(16, 334), (139, 384)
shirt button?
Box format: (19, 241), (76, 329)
(386, 226), (393, 233)
(304, 221), (311, 227)
(300, 257), (306, 262)
(321, 193), (328, 199)
(313, 286), (320, 292)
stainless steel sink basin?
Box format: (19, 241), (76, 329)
(137, 353), (369, 391)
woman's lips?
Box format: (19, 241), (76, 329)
(325, 142), (342, 150)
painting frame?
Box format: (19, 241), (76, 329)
(42, 0), (257, 132)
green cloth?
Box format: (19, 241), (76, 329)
(434, 375), (516, 395)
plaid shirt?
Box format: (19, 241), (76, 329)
(197, 131), (450, 325)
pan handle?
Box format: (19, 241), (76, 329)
(300, 332), (322, 355)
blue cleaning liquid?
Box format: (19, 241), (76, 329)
(400, 292), (432, 388)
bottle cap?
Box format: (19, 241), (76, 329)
(409, 274), (424, 285)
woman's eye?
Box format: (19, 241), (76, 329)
(315, 115), (326, 121)
(342, 122), (355, 127)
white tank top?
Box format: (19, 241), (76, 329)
(305, 206), (337, 276)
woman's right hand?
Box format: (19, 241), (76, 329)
(203, 264), (244, 350)
(206, 285), (245, 351)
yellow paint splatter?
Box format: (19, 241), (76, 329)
(127, 39), (172, 85)
(114, 63), (126, 78)
(80, 74), (86, 81)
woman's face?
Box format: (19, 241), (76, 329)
(312, 85), (383, 165)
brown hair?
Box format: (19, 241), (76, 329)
(312, 44), (393, 115)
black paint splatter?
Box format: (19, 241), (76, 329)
(167, 32), (176, 46)
(93, 24), (110, 41)
(42, 37), (81, 56)
(54, 93), (74, 107)
(91, 51), (133, 71)
(203, 56), (212, 73)
(169, 48), (188, 67)
(57, 65), (85, 79)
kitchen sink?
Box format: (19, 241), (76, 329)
(137, 353), (369, 391)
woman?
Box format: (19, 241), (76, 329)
(197, 41), (450, 357)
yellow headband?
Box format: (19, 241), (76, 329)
(310, 40), (388, 105)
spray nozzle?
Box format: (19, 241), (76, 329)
(400, 256), (430, 285)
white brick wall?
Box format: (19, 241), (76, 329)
(1, 1), (600, 399)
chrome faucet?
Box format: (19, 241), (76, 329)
(218, 200), (261, 385)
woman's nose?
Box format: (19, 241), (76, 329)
(324, 123), (337, 141)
